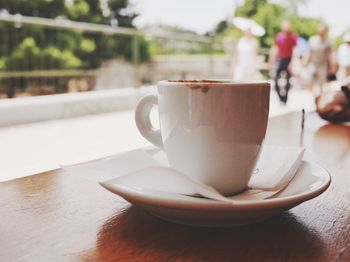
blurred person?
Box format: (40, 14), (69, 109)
(232, 29), (259, 80)
(327, 50), (338, 82)
(268, 45), (278, 78)
(291, 37), (310, 88)
(337, 32), (350, 80)
(274, 20), (298, 104)
(305, 24), (334, 95)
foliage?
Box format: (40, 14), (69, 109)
(235, 0), (268, 18)
(333, 28), (350, 48)
(214, 20), (228, 35)
(252, 3), (287, 47)
(0, 0), (150, 73)
(289, 16), (320, 39)
(218, 0), (322, 48)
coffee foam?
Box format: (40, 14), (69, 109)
(164, 80), (270, 94)
(167, 80), (231, 84)
(165, 80), (270, 87)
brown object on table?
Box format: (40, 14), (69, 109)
(1, 112), (350, 261)
(316, 85), (350, 122)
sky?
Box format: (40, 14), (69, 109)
(131, 0), (349, 37)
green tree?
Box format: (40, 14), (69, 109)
(226, 0), (321, 48)
(214, 20), (228, 35)
(0, 0), (65, 18)
(252, 3), (286, 47)
(290, 16), (320, 39)
(235, 0), (268, 18)
(0, 0), (149, 72)
(0, 0), (150, 97)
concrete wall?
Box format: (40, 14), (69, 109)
(0, 87), (155, 127)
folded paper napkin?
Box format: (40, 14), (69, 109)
(62, 145), (305, 199)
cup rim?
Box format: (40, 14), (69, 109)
(158, 79), (270, 88)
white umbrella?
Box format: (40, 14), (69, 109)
(233, 17), (265, 36)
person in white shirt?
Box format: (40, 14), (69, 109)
(232, 29), (259, 80)
(337, 32), (350, 80)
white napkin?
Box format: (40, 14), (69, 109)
(62, 145), (304, 193)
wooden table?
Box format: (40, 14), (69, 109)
(1, 112), (350, 261)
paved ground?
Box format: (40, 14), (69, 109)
(0, 89), (315, 181)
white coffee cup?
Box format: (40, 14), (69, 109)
(135, 80), (270, 195)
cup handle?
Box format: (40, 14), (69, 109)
(135, 94), (164, 149)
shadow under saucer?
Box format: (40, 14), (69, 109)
(89, 207), (326, 261)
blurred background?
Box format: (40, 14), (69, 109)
(0, 0), (348, 180)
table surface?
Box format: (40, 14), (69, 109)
(1, 112), (350, 262)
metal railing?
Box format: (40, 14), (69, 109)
(0, 13), (212, 42)
(0, 12), (221, 98)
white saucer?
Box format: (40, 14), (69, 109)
(100, 160), (330, 227)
